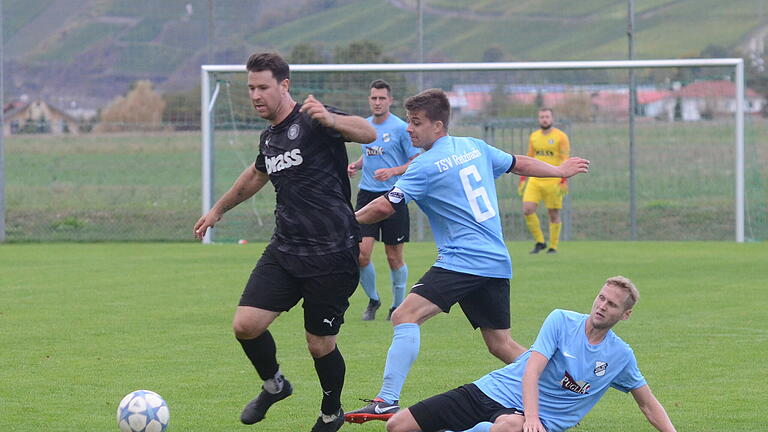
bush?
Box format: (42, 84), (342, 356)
(95, 80), (166, 132)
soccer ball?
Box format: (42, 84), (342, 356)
(116, 390), (170, 432)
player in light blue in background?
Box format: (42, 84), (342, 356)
(348, 80), (421, 321)
(385, 276), (677, 432)
(345, 88), (590, 424)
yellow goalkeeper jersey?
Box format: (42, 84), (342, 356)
(527, 127), (570, 167)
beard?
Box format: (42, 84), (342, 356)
(540, 123), (552, 130)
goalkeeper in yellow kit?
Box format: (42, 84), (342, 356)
(519, 108), (570, 254)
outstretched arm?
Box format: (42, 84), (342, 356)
(521, 351), (549, 432)
(630, 385), (676, 432)
(301, 94), (376, 143)
(511, 155), (589, 179)
(374, 154), (420, 181)
(356, 195), (395, 225)
(193, 165), (269, 240)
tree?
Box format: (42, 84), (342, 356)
(334, 40), (395, 64)
(96, 80), (166, 132)
(289, 43), (327, 64)
(163, 86), (201, 131)
(482, 45), (505, 62)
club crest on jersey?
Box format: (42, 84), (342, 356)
(382, 132), (391, 143)
(266, 149), (303, 174)
(288, 124), (300, 140)
(387, 187), (405, 204)
(548, 138), (555, 145)
(594, 361), (607, 377)
(366, 145), (384, 156)
(561, 371), (590, 394)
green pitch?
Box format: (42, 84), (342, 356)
(0, 241), (765, 431)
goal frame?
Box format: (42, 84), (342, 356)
(200, 58), (746, 244)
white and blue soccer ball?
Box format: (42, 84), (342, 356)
(116, 390), (170, 432)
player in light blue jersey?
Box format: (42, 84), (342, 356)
(386, 276), (677, 432)
(345, 89), (590, 424)
(348, 80), (421, 321)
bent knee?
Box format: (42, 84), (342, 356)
(386, 410), (412, 432)
(306, 334), (336, 358)
(487, 342), (509, 358)
(232, 318), (265, 340)
(493, 413), (524, 431)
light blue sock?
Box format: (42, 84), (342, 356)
(390, 264), (408, 308)
(454, 422), (493, 432)
(377, 323), (420, 403)
(360, 262), (379, 301)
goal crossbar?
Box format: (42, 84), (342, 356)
(201, 58), (745, 243)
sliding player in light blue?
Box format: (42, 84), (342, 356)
(348, 79), (421, 321)
(385, 276), (677, 432)
(345, 88), (590, 424)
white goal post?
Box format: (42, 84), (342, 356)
(201, 58), (745, 244)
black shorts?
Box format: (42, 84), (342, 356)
(409, 384), (522, 432)
(411, 266), (510, 329)
(239, 244), (359, 336)
(356, 189), (410, 245)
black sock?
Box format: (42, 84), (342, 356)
(237, 331), (279, 382)
(313, 345), (345, 415)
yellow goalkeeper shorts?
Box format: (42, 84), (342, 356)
(522, 178), (563, 209)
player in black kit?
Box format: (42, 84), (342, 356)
(194, 52), (376, 432)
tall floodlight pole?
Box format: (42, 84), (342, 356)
(417, 0), (424, 90)
(207, 0), (214, 64)
(416, 0), (425, 240)
(0, 0), (6, 243)
(627, 0), (637, 240)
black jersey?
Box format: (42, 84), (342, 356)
(255, 103), (361, 256)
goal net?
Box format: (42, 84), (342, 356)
(202, 59), (765, 244)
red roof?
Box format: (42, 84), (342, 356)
(3, 100), (25, 113)
(676, 80), (761, 99)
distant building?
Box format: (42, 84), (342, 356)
(3, 99), (80, 135)
(673, 80), (765, 121)
(446, 80), (764, 122)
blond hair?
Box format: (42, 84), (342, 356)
(605, 276), (639, 310)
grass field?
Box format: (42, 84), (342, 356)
(5, 118), (767, 242)
(1, 241), (766, 431)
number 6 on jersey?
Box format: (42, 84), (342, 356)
(460, 165), (496, 223)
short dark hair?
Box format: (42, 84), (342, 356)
(370, 79), (392, 95)
(539, 107), (554, 115)
(405, 88), (450, 129)
(246, 52), (290, 82)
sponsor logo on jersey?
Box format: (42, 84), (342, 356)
(366, 145), (384, 156)
(266, 149), (303, 174)
(382, 132), (391, 143)
(452, 148), (481, 165)
(288, 124), (300, 140)
(387, 187), (405, 204)
(560, 371), (590, 394)
(594, 361), (607, 377)
(535, 150), (555, 157)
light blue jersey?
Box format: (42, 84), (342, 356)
(392, 135), (514, 278)
(359, 114), (419, 192)
(474, 310), (647, 432)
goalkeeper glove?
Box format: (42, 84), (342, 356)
(517, 176), (528, 196)
(558, 178), (569, 197)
